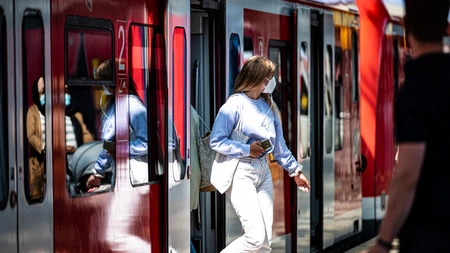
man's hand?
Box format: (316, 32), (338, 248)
(368, 244), (389, 253)
(294, 173), (310, 192)
(86, 175), (101, 192)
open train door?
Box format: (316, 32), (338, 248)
(299, 8), (335, 252)
(0, 1), (17, 251)
(0, 0), (53, 252)
(166, 0), (191, 252)
(295, 6), (312, 253)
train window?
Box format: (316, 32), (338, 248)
(0, 8), (8, 210)
(244, 36), (253, 61)
(229, 33), (240, 95)
(325, 45), (333, 154)
(64, 16), (115, 197)
(268, 40), (293, 148)
(22, 11), (46, 204)
(65, 16), (114, 86)
(128, 24), (166, 185)
(444, 36), (450, 53)
(173, 27), (187, 182)
(351, 30), (359, 102)
(334, 47), (344, 150)
(393, 38), (399, 99)
(300, 42), (309, 159)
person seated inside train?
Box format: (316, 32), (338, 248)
(64, 85), (94, 156)
(85, 59), (148, 192)
(26, 77), (47, 201)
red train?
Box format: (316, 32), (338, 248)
(0, 0), (419, 252)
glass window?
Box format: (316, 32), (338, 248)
(269, 41), (293, 148)
(444, 36), (450, 53)
(23, 12), (46, 204)
(393, 38), (399, 99)
(300, 42), (309, 158)
(334, 47), (344, 150)
(128, 24), (166, 185)
(244, 36), (253, 61)
(351, 30), (359, 102)
(229, 33), (240, 95)
(324, 45), (333, 154)
(172, 27), (186, 182)
(64, 17), (114, 197)
(65, 16), (113, 85)
(0, 8), (8, 210)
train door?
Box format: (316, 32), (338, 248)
(296, 6), (312, 253)
(0, 0), (53, 251)
(0, 1), (16, 252)
(301, 9), (335, 252)
(167, 0), (191, 252)
(190, 1), (221, 252)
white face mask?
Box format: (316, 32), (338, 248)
(262, 76), (276, 94)
(103, 85), (113, 96)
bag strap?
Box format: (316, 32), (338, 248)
(235, 94), (245, 132)
(198, 115), (211, 132)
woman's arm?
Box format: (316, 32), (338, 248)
(209, 100), (250, 158)
(74, 112), (94, 144)
(272, 110), (302, 176)
(129, 97), (148, 158)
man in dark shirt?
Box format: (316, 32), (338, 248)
(370, 1), (450, 253)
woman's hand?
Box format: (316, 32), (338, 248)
(86, 175), (101, 192)
(294, 173), (310, 192)
(249, 141), (266, 158)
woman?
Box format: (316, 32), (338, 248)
(210, 56), (310, 253)
(85, 59), (148, 191)
(26, 77), (47, 200)
(27, 77), (93, 200)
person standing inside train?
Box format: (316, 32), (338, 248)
(27, 77), (93, 200)
(369, 1), (450, 252)
(210, 56), (310, 253)
(26, 77), (47, 201)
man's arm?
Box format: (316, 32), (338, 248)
(373, 143), (425, 251)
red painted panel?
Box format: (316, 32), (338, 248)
(51, 0), (165, 251)
(355, 0), (391, 197)
(173, 27), (186, 159)
(374, 34), (395, 196)
(244, 9), (291, 55)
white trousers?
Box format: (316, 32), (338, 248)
(221, 157), (274, 253)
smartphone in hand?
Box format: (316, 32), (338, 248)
(259, 139), (272, 150)
(103, 140), (115, 153)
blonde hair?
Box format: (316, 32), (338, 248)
(232, 56), (277, 111)
(97, 59), (113, 80)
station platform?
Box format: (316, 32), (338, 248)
(345, 238), (399, 253)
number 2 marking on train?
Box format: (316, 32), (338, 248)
(118, 25), (125, 71)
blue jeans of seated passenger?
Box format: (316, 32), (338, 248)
(221, 156), (274, 253)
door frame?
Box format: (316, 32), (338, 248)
(15, 0), (53, 252)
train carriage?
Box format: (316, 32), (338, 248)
(0, 0), (190, 252)
(0, 0), (414, 252)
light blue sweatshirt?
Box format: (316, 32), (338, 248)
(210, 92), (302, 176)
(94, 94), (148, 175)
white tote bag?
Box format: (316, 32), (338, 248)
(210, 109), (248, 194)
